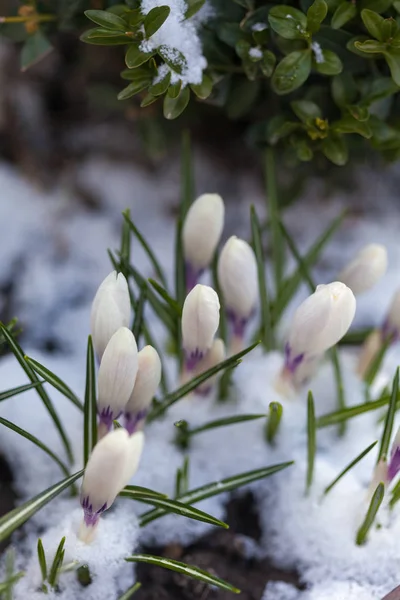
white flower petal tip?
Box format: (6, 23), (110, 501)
(80, 429), (144, 538)
(90, 271), (131, 359)
(338, 243), (388, 295)
(285, 281), (356, 374)
(124, 345), (162, 434)
(194, 338), (226, 395)
(181, 284), (220, 370)
(97, 327), (138, 431)
(183, 194), (225, 289)
(217, 236), (258, 334)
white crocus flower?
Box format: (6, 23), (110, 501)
(79, 429), (144, 543)
(124, 345), (162, 434)
(97, 327), (138, 436)
(181, 284), (220, 370)
(183, 194), (225, 291)
(90, 271), (131, 360)
(217, 236), (258, 348)
(338, 244), (387, 295)
(194, 338), (226, 395)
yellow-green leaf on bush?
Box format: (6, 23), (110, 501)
(271, 50), (312, 95)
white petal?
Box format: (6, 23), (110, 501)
(125, 346), (162, 414)
(181, 284), (220, 356)
(90, 271), (131, 359)
(183, 194), (225, 270)
(338, 243), (387, 295)
(312, 282), (356, 352)
(217, 236), (258, 319)
(194, 338), (226, 392)
(97, 327), (138, 418)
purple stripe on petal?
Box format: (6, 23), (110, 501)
(388, 446), (400, 481)
(284, 343), (305, 374)
(124, 409), (148, 435)
(185, 263), (204, 293)
(226, 309), (249, 338)
(185, 348), (204, 371)
(81, 496), (108, 527)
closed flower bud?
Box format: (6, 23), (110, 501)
(124, 346), (162, 434)
(97, 327), (138, 435)
(79, 429), (144, 542)
(194, 338), (226, 395)
(91, 271), (131, 359)
(183, 194), (225, 290)
(217, 236), (258, 339)
(338, 243), (387, 295)
(181, 284), (220, 370)
(285, 282), (356, 372)
(388, 427), (400, 482)
(382, 289), (400, 342)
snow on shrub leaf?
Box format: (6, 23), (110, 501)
(185, 0), (206, 19)
(144, 6), (170, 38)
(125, 555), (240, 594)
(21, 30), (53, 72)
(272, 50), (312, 95)
(150, 71), (172, 96)
(314, 50), (343, 75)
(84, 9), (127, 31)
(0, 471), (83, 544)
(164, 86), (190, 119)
(268, 6), (308, 40)
(331, 1), (357, 30)
(126, 43), (156, 68)
(158, 46), (187, 74)
(191, 74), (213, 99)
(307, 0), (328, 34)
(25, 356), (83, 411)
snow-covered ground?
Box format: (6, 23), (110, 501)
(1, 155), (400, 599)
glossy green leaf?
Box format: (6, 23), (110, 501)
(191, 74), (213, 99)
(324, 441), (378, 496)
(37, 538), (47, 584)
(125, 555), (240, 594)
(348, 105), (370, 121)
(356, 483), (384, 545)
(307, 0), (328, 33)
(84, 9), (127, 30)
(331, 73), (358, 107)
(0, 380), (44, 403)
(306, 391), (316, 493)
(361, 9), (385, 41)
(384, 49), (400, 86)
(333, 115), (372, 138)
(168, 80), (182, 98)
(268, 6), (308, 40)
(354, 40), (386, 54)
(148, 279), (182, 317)
(272, 50), (312, 95)
(321, 133), (348, 165)
(359, 0), (392, 12)
(118, 80), (150, 100)
(21, 30), (53, 72)
(317, 394), (394, 428)
(362, 77), (399, 105)
(120, 66), (155, 82)
(184, 413), (267, 438)
(163, 86), (190, 119)
(83, 336), (97, 467)
(25, 357), (83, 412)
(149, 71), (172, 96)
(118, 582), (142, 599)
(185, 0), (206, 18)
(0, 471), (83, 543)
(291, 99), (322, 122)
(126, 43), (155, 68)
(331, 1), (357, 29)
(48, 537), (66, 587)
(144, 6), (170, 38)
(261, 51), (277, 77)
(378, 368), (399, 462)
(158, 46), (187, 74)
(122, 485), (168, 498)
(314, 49), (343, 75)
(80, 29), (132, 45)
(265, 402), (283, 444)
(140, 93), (158, 107)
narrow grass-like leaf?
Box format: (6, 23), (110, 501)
(250, 205), (274, 351)
(174, 456), (190, 497)
(37, 539), (47, 584)
(306, 390), (316, 494)
(265, 401), (283, 444)
(4, 548), (22, 600)
(0, 417), (69, 477)
(118, 582), (142, 599)
(0, 471), (83, 543)
(125, 554), (240, 594)
(26, 357), (83, 412)
(330, 347), (346, 436)
(0, 323), (73, 464)
(132, 283), (147, 343)
(279, 220), (314, 290)
(212, 250), (227, 344)
(184, 413), (267, 438)
(377, 368), (399, 463)
(122, 211), (168, 289)
(120, 491), (228, 528)
(48, 537), (66, 587)
(119, 208), (132, 279)
(122, 485), (168, 498)
(0, 381), (44, 403)
(139, 461), (293, 526)
(148, 279), (182, 317)
(83, 336), (97, 467)
(356, 482), (384, 545)
(389, 478), (400, 509)
(217, 365), (235, 402)
(175, 215), (185, 369)
(323, 441), (377, 496)
(364, 338), (391, 387)
(147, 342), (259, 421)
(0, 571), (24, 595)
(265, 147), (284, 293)
(317, 394), (395, 428)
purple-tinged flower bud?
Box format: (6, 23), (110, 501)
(388, 427), (400, 482)
(91, 271), (131, 360)
(338, 243), (387, 295)
(194, 338), (226, 395)
(382, 289), (400, 343)
(79, 429), (144, 543)
(183, 194), (225, 291)
(217, 236), (258, 348)
(97, 327), (138, 436)
(181, 284), (220, 371)
(124, 345), (161, 434)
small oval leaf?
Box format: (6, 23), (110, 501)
(144, 6), (170, 38)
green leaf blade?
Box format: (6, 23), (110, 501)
(144, 6), (170, 38)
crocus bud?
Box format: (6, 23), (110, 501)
(217, 236), (258, 345)
(338, 244), (387, 295)
(388, 427), (400, 482)
(285, 282), (356, 372)
(194, 338), (226, 395)
(183, 194), (225, 291)
(124, 346), (161, 434)
(382, 289), (400, 342)
(181, 284), (220, 371)
(368, 459), (388, 501)
(79, 429), (144, 542)
(91, 271), (131, 359)
(97, 327), (138, 436)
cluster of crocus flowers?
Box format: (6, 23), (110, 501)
(182, 193), (225, 291)
(217, 236), (258, 353)
(79, 429), (144, 543)
(277, 281), (356, 394)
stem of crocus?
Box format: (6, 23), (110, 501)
(78, 519), (100, 544)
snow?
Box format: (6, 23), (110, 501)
(249, 47), (263, 60)
(2, 156), (400, 598)
(311, 41), (324, 64)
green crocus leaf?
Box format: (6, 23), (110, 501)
(271, 50), (312, 95)
(291, 99), (322, 122)
(84, 9), (127, 31)
(163, 86), (190, 119)
(331, 1), (357, 30)
(307, 0), (328, 34)
(321, 133), (348, 165)
(144, 6), (170, 39)
(313, 49), (343, 75)
(361, 9), (385, 42)
(268, 6), (308, 40)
